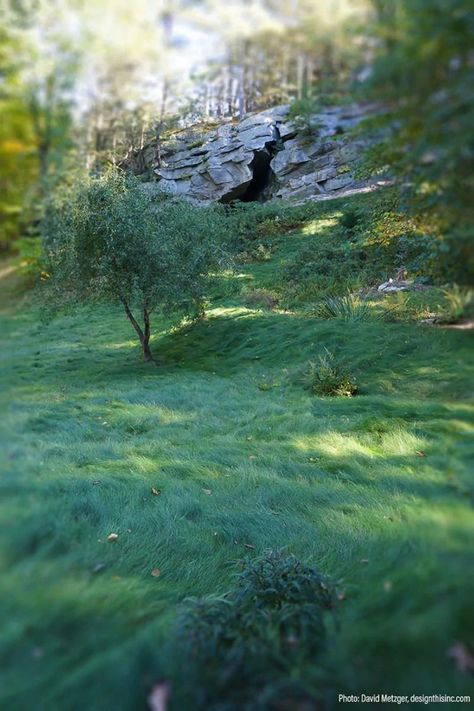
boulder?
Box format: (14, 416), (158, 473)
(378, 279), (412, 293)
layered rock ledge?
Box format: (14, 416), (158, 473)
(124, 103), (375, 204)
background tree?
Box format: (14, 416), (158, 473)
(43, 170), (229, 361)
(364, 0), (474, 281)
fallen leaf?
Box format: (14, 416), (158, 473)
(415, 450), (426, 457)
(148, 682), (171, 711)
(107, 533), (119, 541)
(243, 543), (255, 550)
(151, 487), (161, 496)
(151, 568), (161, 577)
(448, 642), (474, 674)
(202, 488), (212, 495)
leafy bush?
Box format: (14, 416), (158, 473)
(305, 349), (358, 397)
(175, 551), (335, 710)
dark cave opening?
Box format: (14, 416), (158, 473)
(239, 149), (273, 203)
(219, 148), (275, 204)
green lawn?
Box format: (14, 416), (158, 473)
(1, 202), (473, 709)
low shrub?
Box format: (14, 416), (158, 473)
(287, 97), (321, 136)
(339, 207), (362, 233)
(175, 551), (335, 710)
(305, 349), (358, 397)
(237, 241), (274, 264)
(243, 287), (279, 310)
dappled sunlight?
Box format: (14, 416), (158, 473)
(293, 428), (429, 460)
(301, 216), (339, 236)
(206, 305), (261, 319)
(293, 431), (376, 459)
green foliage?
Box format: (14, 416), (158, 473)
(44, 169), (229, 358)
(437, 285), (474, 324)
(287, 97), (320, 135)
(314, 292), (380, 321)
(339, 207), (362, 233)
(362, 0), (474, 272)
(175, 551), (334, 709)
(236, 242), (274, 264)
(281, 241), (365, 300)
(368, 0), (474, 194)
(15, 236), (45, 282)
(305, 349), (358, 397)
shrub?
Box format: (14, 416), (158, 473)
(175, 551), (335, 710)
(305, 349), (358, 397)
(243, 288), (279, 310)
(236, 241), (274, 264)
(339, 207), (362, 233)
(287, 97), (321, 136)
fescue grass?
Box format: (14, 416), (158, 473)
(0, 193), (473, 709)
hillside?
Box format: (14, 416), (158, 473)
(1, 189), (473, 709)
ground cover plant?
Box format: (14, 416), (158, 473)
(0, 189), (473, 709)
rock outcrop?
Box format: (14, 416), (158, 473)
(124, 103), (374, 204)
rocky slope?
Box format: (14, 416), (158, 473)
(125, 103), (375, 204)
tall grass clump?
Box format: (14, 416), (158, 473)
(174, 551), (335, 710)
(437, 285), (474, 324)
(314, 292), (378, 322)
(305, 348), (358, 397)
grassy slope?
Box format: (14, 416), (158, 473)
(0, 198), (473, 710)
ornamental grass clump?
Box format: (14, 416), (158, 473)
(305, 348), (358, 397)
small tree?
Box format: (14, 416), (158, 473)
(43, 169), (228, 361)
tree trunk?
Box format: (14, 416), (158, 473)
(142, 306), (153, 362)
(120, 297), (154, 362)
(142, 338), (153, 362)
